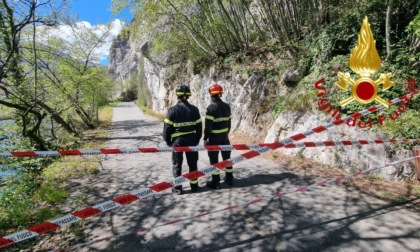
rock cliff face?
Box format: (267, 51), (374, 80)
(108, 35), (415, 181)
(108, 34), (137, 81)
(264, 110), (414, 180)
(109, 35), (280, 135)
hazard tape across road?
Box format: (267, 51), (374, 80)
(51, 155), (420, 251)
(0, 90), (418, 249)
(1, 139), (419, 158)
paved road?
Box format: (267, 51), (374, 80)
(78, 102), (420, 252)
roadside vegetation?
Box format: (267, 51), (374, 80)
(112, 0), (419, 141)
(0, 103), (114, 250)
(1, 0), (115, 150)
(0, 0), (118, 248)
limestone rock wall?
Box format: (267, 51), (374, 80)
(264, 110), (415, 180)
(108, 33), (415, 181)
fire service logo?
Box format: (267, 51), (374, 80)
(314, 16), (417, 129)
(336, 17), (393, 107)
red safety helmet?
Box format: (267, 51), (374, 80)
(209, 83), (223, 96)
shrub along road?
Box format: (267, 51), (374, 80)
(76, 102), (420, 252)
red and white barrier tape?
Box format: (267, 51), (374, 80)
(50, 155), (420, 251)
(1, 139), (419, 158)
(0, 90), (418, 249)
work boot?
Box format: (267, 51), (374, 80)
(172, 186), (183, 195)
(190, 183), (199, 193)
(206, 174), (221, 190)
(225, 172), (234, 186)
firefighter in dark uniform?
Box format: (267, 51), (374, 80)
(163, 85), (202, 195)
(204, 83), (233, 189)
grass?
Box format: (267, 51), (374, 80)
(369, 173), (384, 181)
(295, 152), (305, 165)
(34, 184), (69, 204)
(413, 185), (420, 194)
(408, 183), (420, 195)
(135, 100), (166, 121)
(145, 109), (166, 121)
(0, 174), (62, 231)
(97, 103), (115, 128)
(0, 102), (113, 245)
(43, 158), (100, 183)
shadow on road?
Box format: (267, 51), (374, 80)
(70, 103), (420, 252)
(83, 181), (420, 252)
(232, 173), (299, 188)
(203, 197), (420, 252)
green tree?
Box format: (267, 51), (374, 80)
(0, 0), (66, 149)
(0, 0), (113, 149)
(35, 22), (113, 129)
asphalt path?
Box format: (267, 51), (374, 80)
(77, 102), (420, 252)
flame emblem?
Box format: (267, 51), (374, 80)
(336, 16), (394, 107)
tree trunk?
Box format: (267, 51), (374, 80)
(24, 112), (48, 150)
(386, 0), (394, 58)
(166, 0), (218, 56)
(217, 0), (242, 49)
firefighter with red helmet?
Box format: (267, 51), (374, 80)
(204, 83), (233, 189)
(163, 85), (202, 194)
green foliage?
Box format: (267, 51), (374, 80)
(124, 0), (269, 67)
(1, 122), (55, 177)
(137, 80), (151, 109)
(111, 0), (141, 14)
(119, 87), (138, 102)
(0, 0), (118, 233)
(408, 183), (420, 195)
(270, 96), (287, 116)
(286, 91), (317, 112)
(34, 183), (69, 204)
(119, 26), (131, 40)
(117, 66), (143, 102)
(117, 0), (419, 142)
(380, 109), (420, 139)
(0, 143), (104, 232)
(0, 173), (56, 230)
(270, 89), (317, 116)
(1, 0), (115, 150)
(408, 10), (420, 36)
(300, 0), (419, 141)
(0, 105), (13, 119)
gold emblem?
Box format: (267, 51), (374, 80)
(336, 17), (394, 107)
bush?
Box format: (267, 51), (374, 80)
(119, 87), (138, 102)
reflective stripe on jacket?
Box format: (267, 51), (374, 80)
(163, 100), (202, 145)
(204, 97), (231, 141)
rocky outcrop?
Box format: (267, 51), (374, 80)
(264, 109), (415, 180)
(109, 33), (279, 134)
(109, 33), (416, 182)
(108, 34), (139, 81)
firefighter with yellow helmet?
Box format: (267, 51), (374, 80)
(163, 85), (202, 194)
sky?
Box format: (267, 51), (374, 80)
(68, 0), (133, 25)
(66, 0), (133, 65)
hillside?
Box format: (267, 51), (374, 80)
(109, 0), (420, 181)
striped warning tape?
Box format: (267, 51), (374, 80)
(50, 155), (420, 251)
(1, 139), (419, 158)
(0, 90), (418, 249)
